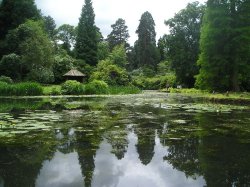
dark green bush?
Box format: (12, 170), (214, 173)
(0, 82), (43, 96)
(0, 76), (13, 84)
(84, 80), (108, 94)
(61, 80), (84, 95)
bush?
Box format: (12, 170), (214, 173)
(0, 53), (22, 81)
(84, 80), (108, 94)
(132, 76), (160, 90)
(108, 86), (141, 95)
(0, 82), (43, 96)
(91, 60), (129, 86)
(132, 74), (176, 90)
(159, 74), (176, 88)
(61, 80), (84, 95)
(43, 85), (62, 95)
(0, 76), (13, 84)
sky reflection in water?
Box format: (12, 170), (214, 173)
(36, 132), (205, 187)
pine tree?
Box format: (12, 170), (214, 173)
(75, 0), (98, 66)
(107, 18), (130, 50)
(135, 11), (159, 69)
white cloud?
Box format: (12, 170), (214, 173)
(35, 0), (206, 44)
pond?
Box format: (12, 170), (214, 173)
(0, 92), (250, 187)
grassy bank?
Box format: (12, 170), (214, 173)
(162, 88), (250, 104)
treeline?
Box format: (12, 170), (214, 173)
(0, 0), (249, 92)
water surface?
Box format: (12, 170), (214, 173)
(0, 92), (249, 187)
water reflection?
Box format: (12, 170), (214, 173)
(36, 151), (83, 187)
(0, 94), (249, 187)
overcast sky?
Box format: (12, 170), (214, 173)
(35, 0), (206, 44)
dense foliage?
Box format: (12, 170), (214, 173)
(61, 80), (84, 95)
(0, 0), (249, 94)
(164, 2), (205, 88)
(84, 80), (108, 94)
(0, 82), (43, 96)
(196, 0), (250, 91)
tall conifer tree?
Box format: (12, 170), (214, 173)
(75, 0), (98, 66)
(135, 11), (159, 69)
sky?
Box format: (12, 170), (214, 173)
(35, 0), (206, 44)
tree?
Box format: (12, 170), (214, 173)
(135, 11), (159, 70)
(75, 0), (98, 66)
(164, 2), (205, 88)
(97, 41), (110, 61)
(5, 20), (54, 83)
(0, 0), (41, 58)
(56, 24), (76, 54)
(43, 15), (57, 40)
(107, 18), (130, 50)
(91, 60), (129, 86)
(108, 44), (127, 68)
(196, 0), (250, 91)
(0, 0), (40, 40)
(157, 35), (168, 62)
(53, 53), (74, 83)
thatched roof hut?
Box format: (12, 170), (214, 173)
(63, 69), (86, 82)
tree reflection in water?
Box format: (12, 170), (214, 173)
(0, 96), (249, 187)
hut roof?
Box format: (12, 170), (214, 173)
(63, 69), (86, 77)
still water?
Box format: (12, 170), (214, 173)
(0, 92), (249, 187)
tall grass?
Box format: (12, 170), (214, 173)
(0, 82), (43, 96)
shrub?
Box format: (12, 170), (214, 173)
(159, 73), (176, 88)
(27, 68), (55, 84)
(108, 86), (141, 95)
(90, 60), (129, 86)
(0, 82), (43, 96)
(132, 76), (160, 90)
(84, 80), (108, 94)
(0, 53), (22, 81)
(61, 80), (84, 95)
(132, 74), (176, 90)
(43, 85), (62, 95)
(0, 76), (13, 84)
